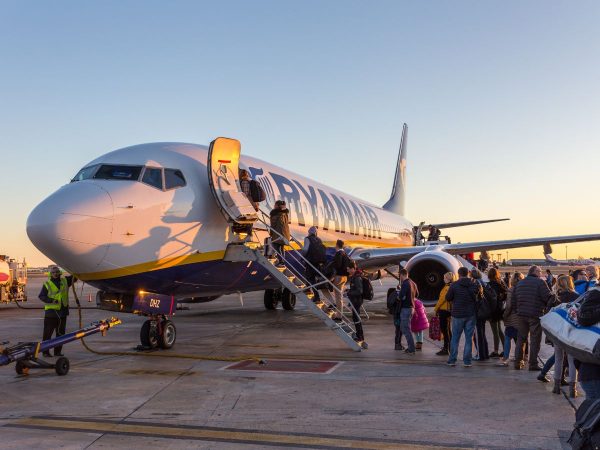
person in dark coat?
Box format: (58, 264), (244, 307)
(269, 200), (290, 266)
(513, 265), (557, 371)
(346, 264), (368, 349)
(397, 268), (419, 354)
(446, 267), (483, 367)
(488, 268), (508, 357)
(471, 269), (489, 361)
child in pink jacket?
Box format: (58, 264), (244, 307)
(411, 298), (429, 350)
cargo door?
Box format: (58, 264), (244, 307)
(207, 137), (257, 224)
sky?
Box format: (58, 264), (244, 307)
(1, 1), (599, 266)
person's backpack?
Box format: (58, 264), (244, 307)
(306, 236), (327, 265)
(335, 251), (352, 276)
(473, 282), (495, 320)
(387, 289), (399, 314)
(568, 398), (600, 449)
(249, 179), (266, 202)
(361, 275), (374, 301)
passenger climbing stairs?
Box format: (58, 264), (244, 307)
(223, 241), (364, 351)
(206, 136), (364, 351)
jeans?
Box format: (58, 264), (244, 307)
(581, 380), (600, 400)
(515, 316), (542, 369)
(489, 320), (505, 353)
(399, 308), (415, 352)
(414, 331), (424, 343)
(540, 354), (555, 377)
(333, 276), (347, 319)
(503, 333), (517, 360)
(448, 315), (476, 365)
(554, 346), (577, 383)
(475, 319), (489, 360)
(438, 310), (452, 351)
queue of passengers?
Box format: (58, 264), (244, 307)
(428, 263), (600, 400)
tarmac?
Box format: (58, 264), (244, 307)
(0, 276), (578, 449)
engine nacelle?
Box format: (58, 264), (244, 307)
(405, 249), (462, 303)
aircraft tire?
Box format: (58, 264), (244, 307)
(140, 320), (159, 349)
(55, 357), (70, 376)
(159, 320), (177, 349)
(264, 289), (278, 310)
(15, 360), (27, 375)
(281, 288), (296, 311)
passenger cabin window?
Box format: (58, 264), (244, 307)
(71, 164), (99, 182)
(94, 165), (143, 181)
(164, 169), (186, 190)
(142, 167), (163, 190)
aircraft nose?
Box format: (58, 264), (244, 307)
(27, 182), (114, 273)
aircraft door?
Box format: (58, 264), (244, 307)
(207, 137), (257, 224)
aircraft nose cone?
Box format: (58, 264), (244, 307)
(27, 182), (114, 273)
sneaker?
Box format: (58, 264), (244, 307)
(489, 352), (501, 358)
(359, 341), (369, 350)
(404, 349), (415, 355)
(463, 363), (472, 368)
(394, 344), (405, 351)
(436, 349), (449, 356)
(447, 361), (456, 366)
(537, 373), (550, 383)
(497, 359), (509, 367)
(415, 342), (423, 351)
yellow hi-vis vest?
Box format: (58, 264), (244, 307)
(44, 278), (69, 311)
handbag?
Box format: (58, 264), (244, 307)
(540, 296), (600, 364)
(429, 316), (441, 341)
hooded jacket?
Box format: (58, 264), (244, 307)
(446, 277), (481, 319)
(269, 207), (290, 243)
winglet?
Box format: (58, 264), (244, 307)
(382, 123), (408, 216)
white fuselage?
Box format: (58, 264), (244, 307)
(27, 143), (414, 297)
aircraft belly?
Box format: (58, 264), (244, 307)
(86, 259), (278, 298)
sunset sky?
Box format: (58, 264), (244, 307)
(2, 1), (599, 266)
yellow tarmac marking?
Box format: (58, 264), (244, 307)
(12, 417), (464, 449)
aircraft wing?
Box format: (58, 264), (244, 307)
(351, 233), (600, 268)
(429, 218), (509, 229)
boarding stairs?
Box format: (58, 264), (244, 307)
(206, 137), (364, 351)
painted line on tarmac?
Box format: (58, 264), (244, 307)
(7, 416), (470, 449)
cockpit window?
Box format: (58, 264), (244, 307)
(71, 164), (99, 182)
(94, 165), (143, 180)
(164, 169), (186, 189)
(142, 167), (163, 190)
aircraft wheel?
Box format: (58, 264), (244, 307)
(159, 320), (177, 349)
(15, 360), (29, 376)
(281, 288), (296, 311)
(140, 320), (159, 349)
(264, 289), (278, 310)
(55, 357), (70, 376)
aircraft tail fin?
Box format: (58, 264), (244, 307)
(382, 123), (408, 216)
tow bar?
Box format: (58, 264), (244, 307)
(0, 317), (121, 376)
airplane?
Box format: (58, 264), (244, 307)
(544, 253), (600, 267)
(26, 124), (600, 349)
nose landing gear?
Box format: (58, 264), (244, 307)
(140, 315), (177, 350)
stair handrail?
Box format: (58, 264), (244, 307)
(254, 208), (363, 320)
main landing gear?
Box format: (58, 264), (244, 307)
(140, 315), (176, 350)
(263, 288), (296, 311)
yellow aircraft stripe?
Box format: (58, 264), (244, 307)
(76, 250), (226, 281)
(76, 241), (411, 281)
(11, 417), (463, 450)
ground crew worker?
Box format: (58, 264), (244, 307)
(38, 266), (75, 357)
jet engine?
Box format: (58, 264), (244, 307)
(405, 250), (461, 303)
